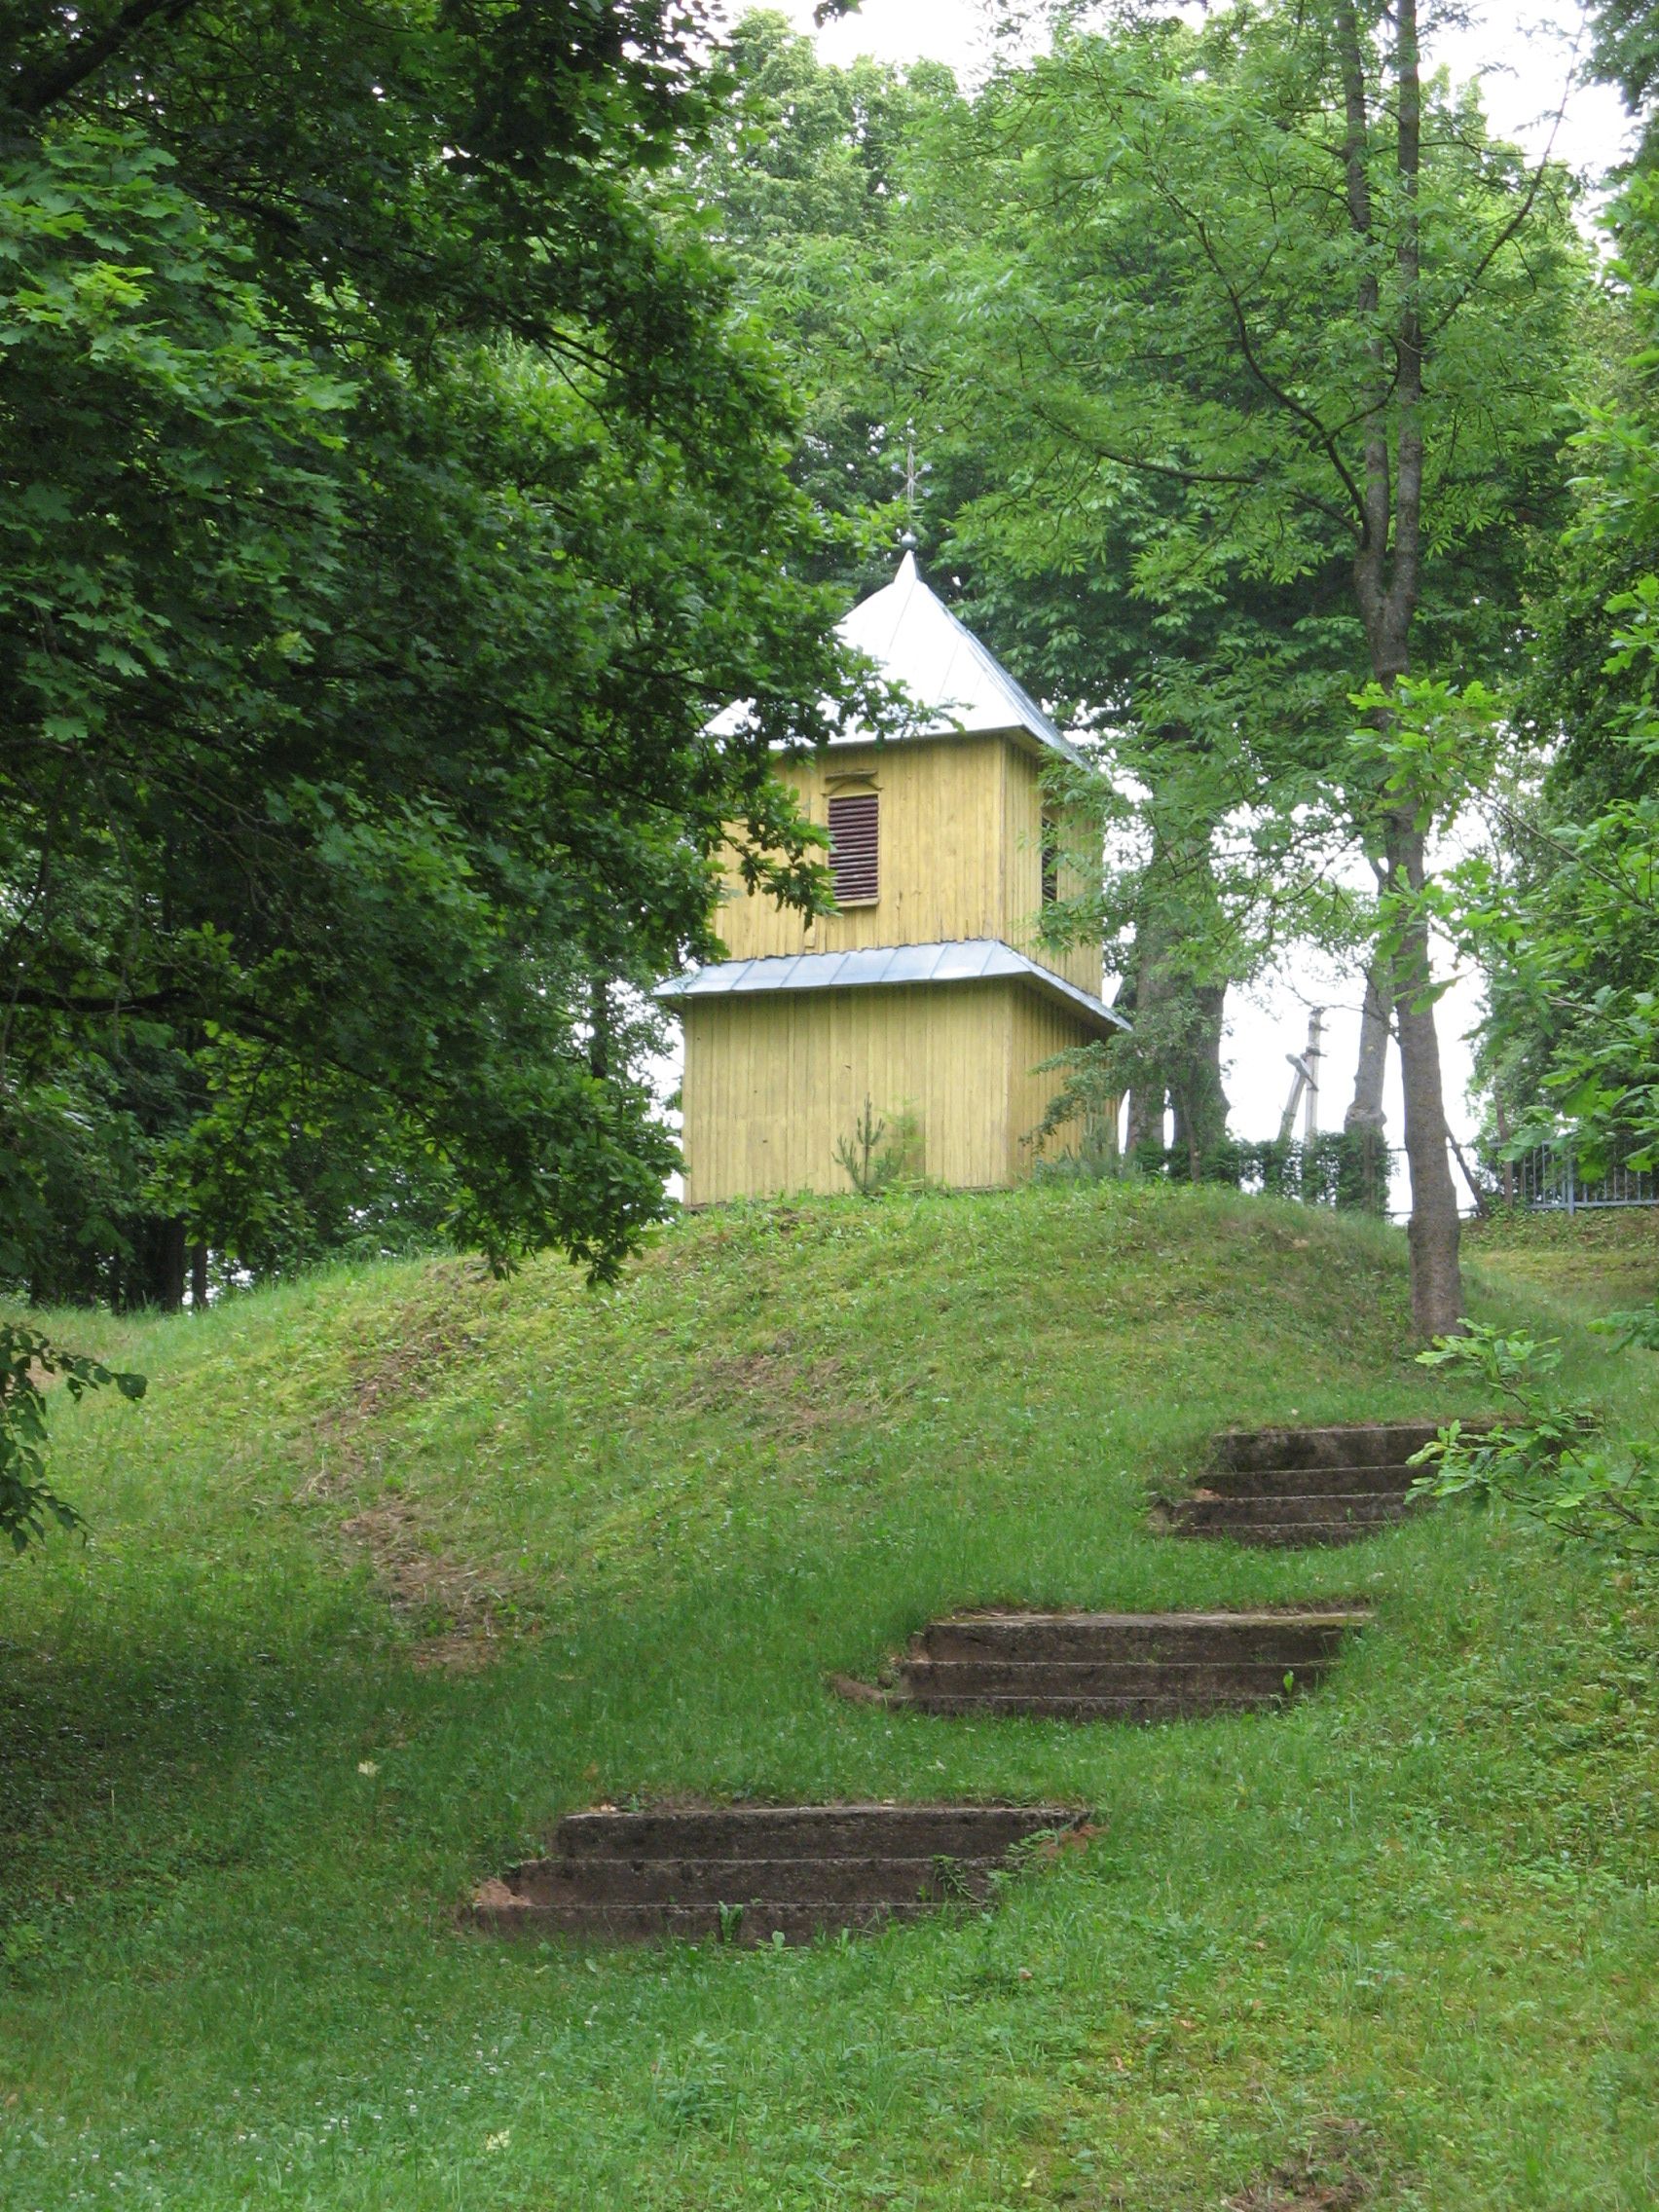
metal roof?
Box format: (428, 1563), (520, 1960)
(710, 553), (1089, 768)
(657, 938), (1127, 1035)
(835, 552), (1085, 764)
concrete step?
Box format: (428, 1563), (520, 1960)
(550, 1803), (1074, 1862)
(920, 1609), (1364, 1667)
(899, 1691), (1283, 1723)
(472, 1898), (945, 1945)
(899, 1657), (1331, 1699)
(1170, 1491), (1416, 1530)
(852, 1607), (1372, 1721)
(1192, 1461), (1420, 1499)
(501, 1853), (1008, 1907)
(1212, 1420), (1483, 1472)
(470, 1803), (1086, 1945)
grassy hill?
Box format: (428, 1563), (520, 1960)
(1, 1184), (1655, 2210)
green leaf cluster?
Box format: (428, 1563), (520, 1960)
(1, 3), (891, 1299)
(0, 1320), (144, 1552)
(1413, 1321), (1659, 1566)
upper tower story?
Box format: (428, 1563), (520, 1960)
(714, 555), (1103, 1002)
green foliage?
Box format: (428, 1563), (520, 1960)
(832, 1096), (925, 1198)
(703, 7), (1588, 1186)
(691, 13), (966, 587)
(0, 1322), (143, 1553)
(1030, 1042), (1391, 1211)
(1, 2), (897, 1300)
(1458, 0), (1659, 1165)
(1028, 1040), (1124, 1175)
(1414, 1322), (1659, 1564)
(1348, 676), (1504, 835)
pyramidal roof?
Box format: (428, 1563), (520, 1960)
(836, 552), (1086, 765)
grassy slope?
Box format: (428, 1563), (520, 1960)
(0, 1184), (1654, 2211)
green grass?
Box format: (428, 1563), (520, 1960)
(0, 1182), (1654, 2210)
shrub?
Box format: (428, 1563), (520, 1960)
(1412, 1321), (1659, 1564)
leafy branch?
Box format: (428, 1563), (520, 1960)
(1411, 1322), (1659, 1564)
(1, 1322), (146, 1554)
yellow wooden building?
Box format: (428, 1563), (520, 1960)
(660, 554), (1126, 1203)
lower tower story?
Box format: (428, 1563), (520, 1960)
(676, 966), (1116, 1206)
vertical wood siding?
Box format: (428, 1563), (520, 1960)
(1007, 991), (1108, 1178)
(997, 743), (1103, 999)
(719, 738), (1008, 959)
(715, 732), (1103, 999)
(682, 982), (1015, 1204)
(681, 980), (1110, 1204)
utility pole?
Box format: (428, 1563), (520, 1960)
(1303, 1006), (1322, 1144)
(1277, 1006), (1325, 1147)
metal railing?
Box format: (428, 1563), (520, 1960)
(1507, 1144), (1659, 1213)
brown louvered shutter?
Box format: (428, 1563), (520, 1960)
(828, 792), (879, 905)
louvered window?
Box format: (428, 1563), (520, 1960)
(1041, 811), (1059, 906)
(828, 792), (879, 905)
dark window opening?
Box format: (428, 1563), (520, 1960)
(828, 791), (879, 905)
(1041, 811), (1059, 905)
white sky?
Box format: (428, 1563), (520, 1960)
(791, 1), (1633, 178)
(743, 0), (1634, 1183)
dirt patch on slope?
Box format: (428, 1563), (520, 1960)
(338, 1498), (531, 1672)
(300, 1262), (529, 1666)
(682, 1331), (889, 1441)
(1227, 2120), (1377, 2211)
(299, 1263), (496, 1502)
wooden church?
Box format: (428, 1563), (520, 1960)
(660, 554), (1125, 1204)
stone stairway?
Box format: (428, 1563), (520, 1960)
(471, 1802), (1084, 1945)
(1162, 1420), (1465, 1548)
(870, 1605), (1369, 1721)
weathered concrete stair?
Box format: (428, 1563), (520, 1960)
(471, 1802), (1084, 1945)
(1163, 1421), (1474, 1548)
(875, 1607), (1369, 1721)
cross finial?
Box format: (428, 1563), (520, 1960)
(901, 422), (919, 550)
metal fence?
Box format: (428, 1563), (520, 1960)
(1080, 1135), (1659, 1219)
(1506, 1144), (1659, 1213)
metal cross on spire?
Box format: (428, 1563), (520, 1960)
(900, 422), (919, 549)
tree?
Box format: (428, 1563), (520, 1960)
(1459, 161), (1659, 1180)
(911, 0), (1583, 1335)
(1, 2), (890, 1302)
(700, 14), (1326, 1144)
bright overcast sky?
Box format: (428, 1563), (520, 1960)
(784, 1), (1633, 180)
(748, 0), (1635, 1180)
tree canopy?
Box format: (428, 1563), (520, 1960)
(1, 0), (887, 1303)
(698, 1), (1589, 1335)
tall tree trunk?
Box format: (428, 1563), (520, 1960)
(1384, 821), (1463, 1336)
(1170, 980), (1229, 1168)
(588, 976), (611, 1083)
(1124, 811), (1230, 1167)
(1345, 956), (1390, 1135)
(1124, 1080), (1164, 1157)
(1336, 0), (1463, 1338)
(160, 1218), (187, 1312)
(190, 1242), (209, 1310)
(126, 1216), (188, 1311)
(1122, 928), (1166, 1157)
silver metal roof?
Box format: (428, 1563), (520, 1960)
(711, 553), (1089, 768)
(836, 553), (1086, 764)
(656, 938), (1127, 1034)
